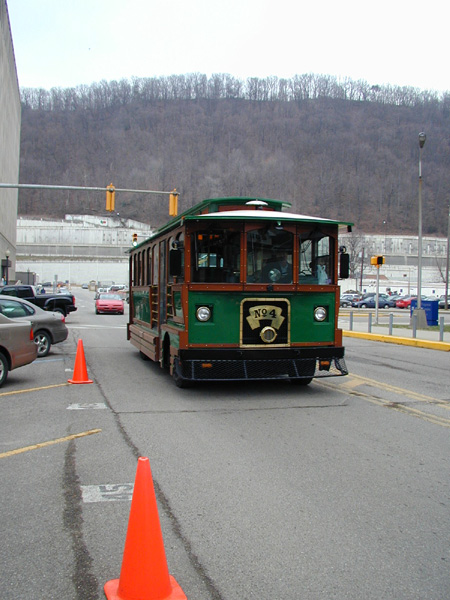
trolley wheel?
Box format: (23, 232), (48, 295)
(173, 370), (192, 388)
(172, 358), (192, 388)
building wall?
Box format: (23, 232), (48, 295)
(15, 214), (152, 284)
(0, 0), (20, 281)
(340, 232), (449, 296)
(14, 216), (449, 293)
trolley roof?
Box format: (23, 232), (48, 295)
(133, 197), (353, 248)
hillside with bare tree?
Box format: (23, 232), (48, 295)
(17, 73), (450, 234)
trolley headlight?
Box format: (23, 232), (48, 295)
(314, 306), (327, 322)
(196, 306), (212, 322)
(260, 326), (277, 344)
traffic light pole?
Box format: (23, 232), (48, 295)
(0, 182), (174, 194)
(375, 264), (380, 325)
(0, 183), (179, 214)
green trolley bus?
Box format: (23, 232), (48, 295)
(128, 197), (352, 387)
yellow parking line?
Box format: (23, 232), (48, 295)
(348, 373), (445, 405)
(0, 383), (70, 397)
(0, 429), (102, 459)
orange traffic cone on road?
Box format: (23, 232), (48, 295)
(68, 339), (93, 384)
(104, 456), (187, 600)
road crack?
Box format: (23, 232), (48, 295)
(63, 439), (99, 600)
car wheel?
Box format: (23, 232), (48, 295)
(0, 351), (8, 387)
(361, 303), (367, 308)
(34, 330), (51, 357)
(53, 308), (65, 316)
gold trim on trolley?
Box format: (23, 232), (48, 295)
(240, 297), (290, 348)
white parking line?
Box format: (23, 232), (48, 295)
(67, 403), (107, 410)
(81, 483), (133, 502)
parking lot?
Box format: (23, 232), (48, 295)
(1, 288), (449, 600)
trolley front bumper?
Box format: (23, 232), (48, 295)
(174, 347), (348, 383)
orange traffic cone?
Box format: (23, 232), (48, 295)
(68, 339), (93, 384)
(104, 457), (187, 600)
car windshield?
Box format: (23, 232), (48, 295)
(98, 294), (122, 300)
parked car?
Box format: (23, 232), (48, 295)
(94, 287), (109, 299)
(0, 284), (77, 317)
(109, 285), (126, 292)
(0, 295), (68, 357)
(0, 312), (37, 387)
(438, 295), (450, 309)
(340, 293), (360, 307)
(352, 294), (396, 309)
(396, 295), (416, 309)
(396, 295), (426, 309)
(81, 283), (89, 289)
(95, 293), (124, 315)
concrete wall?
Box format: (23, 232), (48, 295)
(14, 215), (449, 293)
(340, 232), (449, 296)
(15, 214), (152, 284)
(0, 0), (20, 282)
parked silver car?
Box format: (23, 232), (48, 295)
(0, 312), (38, 387)
(0, 295), (68, 357)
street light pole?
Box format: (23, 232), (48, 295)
(417, 132), (426, 310)
(445, 203), (450, 310)
(413, 132), (428, 328)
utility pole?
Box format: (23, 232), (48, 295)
(359, 247), (365, 291)
(445, 203), (450, 309)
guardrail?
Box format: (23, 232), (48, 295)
(341, 310), (448, 342)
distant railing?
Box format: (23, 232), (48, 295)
(344, 311), (447, 342)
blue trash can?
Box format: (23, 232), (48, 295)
(410, 299), (438, 326)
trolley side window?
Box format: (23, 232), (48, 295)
(191, 230), (240, 283)
(299, 230), (334, 284)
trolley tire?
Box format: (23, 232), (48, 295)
(173, 370), (192, 388)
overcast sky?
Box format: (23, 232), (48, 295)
(6, 0), (450, 93)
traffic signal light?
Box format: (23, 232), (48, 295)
(106, 183), (115, 212)
(169, 189), (178, 216)
(370, 255), (385, 266)
(132, 233), (138, 246)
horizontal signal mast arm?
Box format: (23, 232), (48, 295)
(0, 183), (176, 195)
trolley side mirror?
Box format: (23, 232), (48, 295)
(339, 250), (350, 279)
(169, 249), (182, 277)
